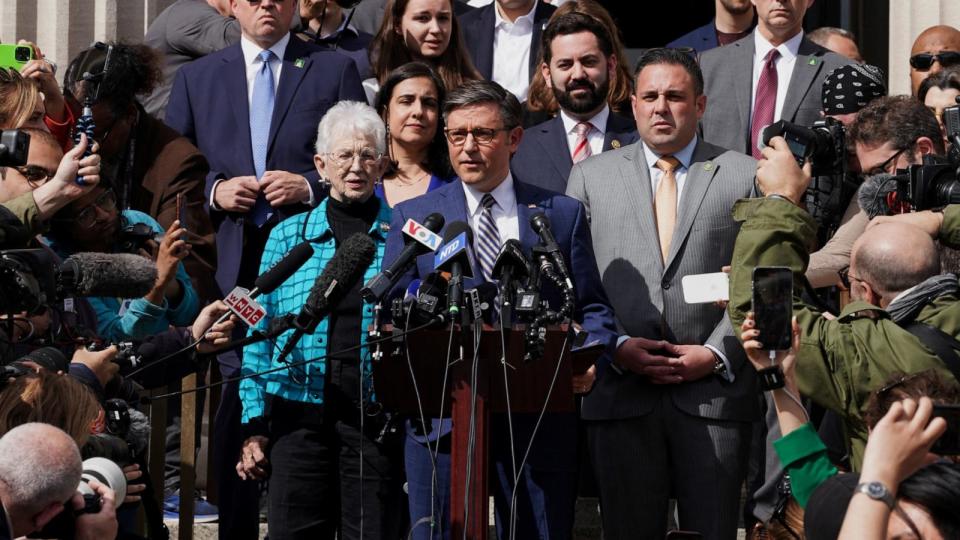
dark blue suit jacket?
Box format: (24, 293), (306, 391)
(459, 1), (556, 86)
(667, 20), (719, 53)
(510, 112), (639, 193)
(165, 34), (366, 295)
(384, 177), (618, 365)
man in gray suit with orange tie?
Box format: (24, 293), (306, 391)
(566, 48), (758, 539)
(699, 0), (851, 158)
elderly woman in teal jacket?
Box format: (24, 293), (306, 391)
(236, 100), (405, 539)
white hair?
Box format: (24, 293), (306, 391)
(0, 423), (82, 514)
(314, 101), (387, 155)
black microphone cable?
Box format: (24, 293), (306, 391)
(461, 309), (484, 540)
(497, 291), (520, 540)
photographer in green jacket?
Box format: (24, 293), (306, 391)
(728, 136), (960, 470)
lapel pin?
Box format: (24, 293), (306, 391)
(808, 57), (818, 66)
(380, 222), (390, 234)
(295, 58), (306, 68)
(611, 139), (621, 149)
(704, 162), (714, 171)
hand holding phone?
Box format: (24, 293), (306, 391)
(752, 267), (793, 351)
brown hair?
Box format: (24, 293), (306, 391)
(0, 370), (101, 447)
(526, 0), (633, 117)
(863, 369), (960, 428)
(369, 0), (480, 93)
(0, 68), (42, 129)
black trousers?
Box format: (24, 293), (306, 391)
(266, 397), (404, 540)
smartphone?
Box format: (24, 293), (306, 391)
(752, 267), (793, 351)
(176, 192), (196, 244)
(0, 44), (34, 71)
(932, 404), (960, 455)
(682, 272), (729, 304)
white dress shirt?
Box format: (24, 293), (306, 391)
(641, 135), (697, 213)
(462, 172), (520, 247)
(492, 1), (538, 102)
(240, 33), (289, 107)
(560, 105), (610, 158)
(751, 30), (803, 122)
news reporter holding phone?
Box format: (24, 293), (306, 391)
(728, 134), (960, 470)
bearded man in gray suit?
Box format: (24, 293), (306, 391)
(566, 48), (758, 540)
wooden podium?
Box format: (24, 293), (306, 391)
(373, 323), (596, 540)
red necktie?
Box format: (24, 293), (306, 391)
(572, 122), (594, 163)
(751, 49), (780, 159)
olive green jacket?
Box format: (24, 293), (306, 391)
(0, 192), (43, 245)
(728, 198), (960, 469)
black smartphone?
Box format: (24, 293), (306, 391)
(932, 404), (960, 455)
(752, 267), (793, 351)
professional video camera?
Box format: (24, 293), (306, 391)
(761, 117), (847, 178)
(0, 129), (29, 167)
(859, 102), (960, 217)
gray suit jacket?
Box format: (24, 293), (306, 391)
(699, 31), (852, 155)
(567, 139), (759, 422)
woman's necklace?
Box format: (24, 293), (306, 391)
(392, 170), (430, 187)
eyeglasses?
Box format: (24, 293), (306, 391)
(74, 189), (117, 229)
(325, 148), (382, 169)
(909, 51), (960, 71)
(837, 265), (870, 290)
(864, 147), (907, 176)
(443, 127), (511, 146)
(12, 164), (55, 187)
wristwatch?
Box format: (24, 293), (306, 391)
(855, 481), (895, 509)
(712, 353), (728, 378)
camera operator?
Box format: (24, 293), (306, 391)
(806, 96), (945, 288)
(0, 423), (118, 540)
(728, 135), (960, 471)
(44, 183), (199, 342)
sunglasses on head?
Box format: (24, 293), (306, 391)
(909, 51), (960, 71)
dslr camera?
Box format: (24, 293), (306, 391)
(761, 117), (847, 177)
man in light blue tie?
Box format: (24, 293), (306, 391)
(165, 0), (366, 537)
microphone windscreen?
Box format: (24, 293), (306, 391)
(442, 220), (473, 244)
(857, 173), (897, 218)
(529, 212), (551, 234)
(61, 252), (158, 298)
(254, 242), (315, 294)
(306, 233), (377, 314)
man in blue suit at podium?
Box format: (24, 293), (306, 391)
(165, 0), (366, 537)
(384, 79), (617, 540)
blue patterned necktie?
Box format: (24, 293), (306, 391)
(476, 193), (501, 282)
(249, 49), (276, 227)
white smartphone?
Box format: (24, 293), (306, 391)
(681, 272), (730, 304)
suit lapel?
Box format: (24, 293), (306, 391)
(514, 180), (544, 250)
(221, 47), (255, 172)
(603, 113), (638, 151)
(781, 39), (825, 122)
(733, 37), (755, 149)
(528, 3), (551, 79)
(476, 7), (496, 78)
(536, 116), (573, 183)
(625, 144), (663, 270)
(268, 36), (311, 152)
(665, 141), (720, 270)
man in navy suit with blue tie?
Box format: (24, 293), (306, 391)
(385, 79), (617, 540)
(165, 0), (365, 537)
(511, 12), (638, 194)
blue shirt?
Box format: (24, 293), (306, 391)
(239, 197), (392, 423)
(47, 210), (199, 342)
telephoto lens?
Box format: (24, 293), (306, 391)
(77, 456), (128, 510)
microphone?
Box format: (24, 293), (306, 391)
(857, 173), (902, 218)
(529, 213), (573, 290)
(361, 213), (444, 303)
(275, 233), (377, 365)
(220, 241), (315, 328)
(434, 221), (474, 318)
(492, 239), (531, 324)
(57, 253), (158, 298)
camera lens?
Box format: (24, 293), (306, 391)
(14, 47), (30, 62)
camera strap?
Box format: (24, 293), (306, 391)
(901, 321), (960, 382)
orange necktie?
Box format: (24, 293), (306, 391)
(654, 155), (681, 262)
